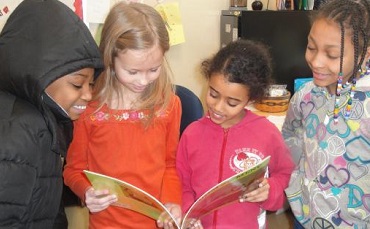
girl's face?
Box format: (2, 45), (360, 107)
(305, 18), (356, 95)
(45, 68), (94, 120)
(114, 45), (163, 98)
(206, 73), (250, 129)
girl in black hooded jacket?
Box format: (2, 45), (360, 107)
(0, 0), (103, 228)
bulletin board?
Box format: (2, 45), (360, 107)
(0, 0), (185, 46)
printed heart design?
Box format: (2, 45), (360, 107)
(360, 118), (370, 138)
(364, 99), (370, 117)
(320, 175), (329, 184)
(347, 120), (360, 132)
(303, 93), (311, 101)
(319, 141), (328, 149)
(316, 148), (328, 174)
(304, 138), (318, 158)
(327, 115), (351, 138)
(345, 136), (370, 163)
(300, 101), (315, 120)
(302, 204), (310, 215)
(348, 163), (368, 180)
(312, 93), (326, 109)
(362, 194), (370, 212)
(326, 165), (350, 187)
(331, 187), (342, 196)
(347, 208), (367, 221)
(333, 156), (346, 167)
(353, 91), (366, 101)
(316, 123), (327, 144)
(331, 214), (342, 226)
(313, 191), (339, 217)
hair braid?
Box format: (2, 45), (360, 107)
(317, 0), (370, 82)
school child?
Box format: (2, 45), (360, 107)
(0, 0), (103, 228)
(63, 2), (182, 229)
(176, 39), (295, 229)
(282, 0), (370, 228)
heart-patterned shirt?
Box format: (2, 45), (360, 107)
(283, 75), (370, 229)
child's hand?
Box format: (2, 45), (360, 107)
(156, 203), (182, 229)
(239, 178), (270, 203)
(84, 187), (117, 213)
(184, 218), (204, 229)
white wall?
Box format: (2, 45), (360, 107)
(165, 0), (276, 100)
(1, 0), (277, 100)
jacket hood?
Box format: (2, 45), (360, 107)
(0, 0), (104, 108)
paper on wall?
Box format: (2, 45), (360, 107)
(155, 2), (185, 46)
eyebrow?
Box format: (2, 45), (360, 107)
(308, 36), (340, 49)
(210, 86), (242, 102)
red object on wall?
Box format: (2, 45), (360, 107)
(73, 0), (83, 19)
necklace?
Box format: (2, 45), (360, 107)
(333, 59), (370, 124)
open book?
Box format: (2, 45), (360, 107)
(83, 156), (270, 229)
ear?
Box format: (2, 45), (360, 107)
(364, 46), (370, 61)
(360, 46), (370, 67)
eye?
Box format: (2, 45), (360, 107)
(72, 83), (82, 89)
(306, 45), (315, 51)
(227, 101), (238, 107)
(327, 54), (339, 60)
(128, 70), (137, 75)
(150, 68), (159, 73)
(209, 90), (218, 98)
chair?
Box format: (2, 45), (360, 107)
(175, 85), (204, 135)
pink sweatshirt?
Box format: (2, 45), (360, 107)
(176, 109), (294, 229)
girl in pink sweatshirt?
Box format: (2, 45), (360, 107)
(176, 39), (295, 229)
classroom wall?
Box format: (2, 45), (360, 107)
(164, 0), (276, 101)
(0, 0), (277, 102)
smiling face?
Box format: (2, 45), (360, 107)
(305, 18), (356, 95)
(113, 45), (163, 100)
(206, 73), (250, 129)
(45, 68), (94, 120)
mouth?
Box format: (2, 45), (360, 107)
(312, 71), (330, 80)
(73, 105), (87, 110)
(209, 109), (224, 120)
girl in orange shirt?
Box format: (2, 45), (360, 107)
(63, 2), (182, 228)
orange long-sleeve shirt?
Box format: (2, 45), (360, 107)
(64, 94), (182, 229)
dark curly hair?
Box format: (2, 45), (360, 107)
(201, 39), (272, 103)
(314, 0), (370, 80)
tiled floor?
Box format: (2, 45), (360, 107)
(266, 209), (294, 229)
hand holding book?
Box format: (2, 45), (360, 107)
(83, 156), (270, 229)
(84, 187), (118, 213)
(239, 178), (270, 203)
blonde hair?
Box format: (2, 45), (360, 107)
(93, 2), (174, 124)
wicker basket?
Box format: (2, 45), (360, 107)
(254, 91), (291, 113)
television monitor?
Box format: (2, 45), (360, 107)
(241, 10), (315, 94)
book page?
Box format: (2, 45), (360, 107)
(181, 156), (270, 229)
(83, 170), (179, 227)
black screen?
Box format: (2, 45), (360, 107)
(241, 10), (315, 93)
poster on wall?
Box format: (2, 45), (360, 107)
(0, 0), (22, 32)
(0, 0), (185, 46)
(0, 0), (81, 32)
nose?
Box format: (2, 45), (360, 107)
(306, 50), (324, 69)
(81, 85), (93, 102)
(213, 99), (224, 113)
(138, 74), (150, 86)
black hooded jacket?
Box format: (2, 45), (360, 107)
(0, 0), (103, 228)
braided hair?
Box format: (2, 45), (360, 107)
(315, 0), (370, 81)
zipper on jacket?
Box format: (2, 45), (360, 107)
(213, 128), (229, 228)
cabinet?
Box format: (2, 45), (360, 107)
(221, 10), (315, 93)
